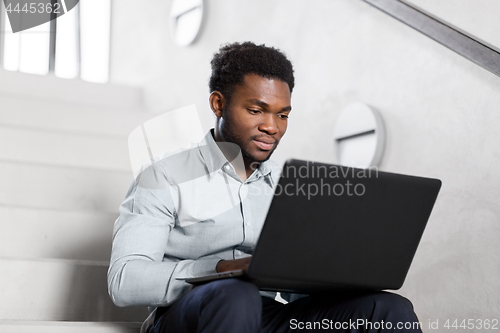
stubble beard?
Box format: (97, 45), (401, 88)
(219, 107), (278, 165)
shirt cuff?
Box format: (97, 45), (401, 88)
(191, 258), (222, 277)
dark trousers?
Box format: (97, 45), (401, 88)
(150, 279), (423, 333)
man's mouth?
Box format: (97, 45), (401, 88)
(253, 138), (276, 151)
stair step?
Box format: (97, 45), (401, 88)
(0, 258), (148, 321)
(0, 160), (133, 213)
(0, 94), (154, 138)
(0, 321), (142, 333)
(0, 68), (144, 111)
(0, 206), (117, 261)
(0, 125), (130, 172)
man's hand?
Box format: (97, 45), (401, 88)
(216, 257), (251, 273)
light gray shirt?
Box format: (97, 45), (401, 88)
(108, 130), (280, 307)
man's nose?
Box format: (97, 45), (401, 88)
(258, 114), (278, 135)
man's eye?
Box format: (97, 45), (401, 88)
(248, 109), (261, 114)
(279, 114), (289, 119)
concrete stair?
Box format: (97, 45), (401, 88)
(0, 321), (142, 333)
(0, 160), (131, 213)
(0, 258), (148, 322)
(0, 125), (130, 171)
(0, 206), (117, 261)
(0, 70), (158, 332)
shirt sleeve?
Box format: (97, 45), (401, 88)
(107, 162), (221, 307)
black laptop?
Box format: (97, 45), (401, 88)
(185, 159), (441, 293)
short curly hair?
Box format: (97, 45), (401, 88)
(209, 42), (295, 103)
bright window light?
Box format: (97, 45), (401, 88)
(3, 12), (21, 71)
(55, 4), (79, 79)
(1, 0), (111, 82)
(19, 21), (51, 75)
(80, 0), (111, 83)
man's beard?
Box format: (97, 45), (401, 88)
(219, 107), (278, 164)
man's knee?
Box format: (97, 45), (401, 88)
(196, 279), (262, 331)
(154, 279), (262, 333)
(372, 293), (415, 315)
(200, 278), (262, 310)
(366, 292), (421, 330)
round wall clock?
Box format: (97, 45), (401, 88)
(333, 103), (386, 168)
(170, 0), (204, 47)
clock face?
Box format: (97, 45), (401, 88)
(333, 103), (386, 168)
(170, 0), (204, 46)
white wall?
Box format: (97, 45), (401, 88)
(110, 0), (500, 329)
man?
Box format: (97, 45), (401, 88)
(108, 42), (423, 332)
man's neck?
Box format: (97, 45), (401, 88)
(242, 157), (260, 181)
(212, 129), (258, 182)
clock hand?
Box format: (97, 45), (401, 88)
(175, 5), (202, 19)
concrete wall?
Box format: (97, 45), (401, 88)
(110, 0), (500, 329)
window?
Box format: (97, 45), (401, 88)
(1, 0), (111, 83)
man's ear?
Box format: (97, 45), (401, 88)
(209, 91), (225, 118)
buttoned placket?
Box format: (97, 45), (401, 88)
(221, 162), (267, 259)
(239, 168), (270, 255)
(220, 163), (245, 259)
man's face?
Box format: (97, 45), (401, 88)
(215, 74), (292, 164)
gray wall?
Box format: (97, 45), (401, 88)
(111, 0), (500, 328)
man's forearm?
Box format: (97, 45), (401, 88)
(108, 255), (222, 307)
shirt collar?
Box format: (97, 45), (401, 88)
(199, 129), (229, 174)
(256, 160), (276, 187)
(199, 129), (276, 186)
